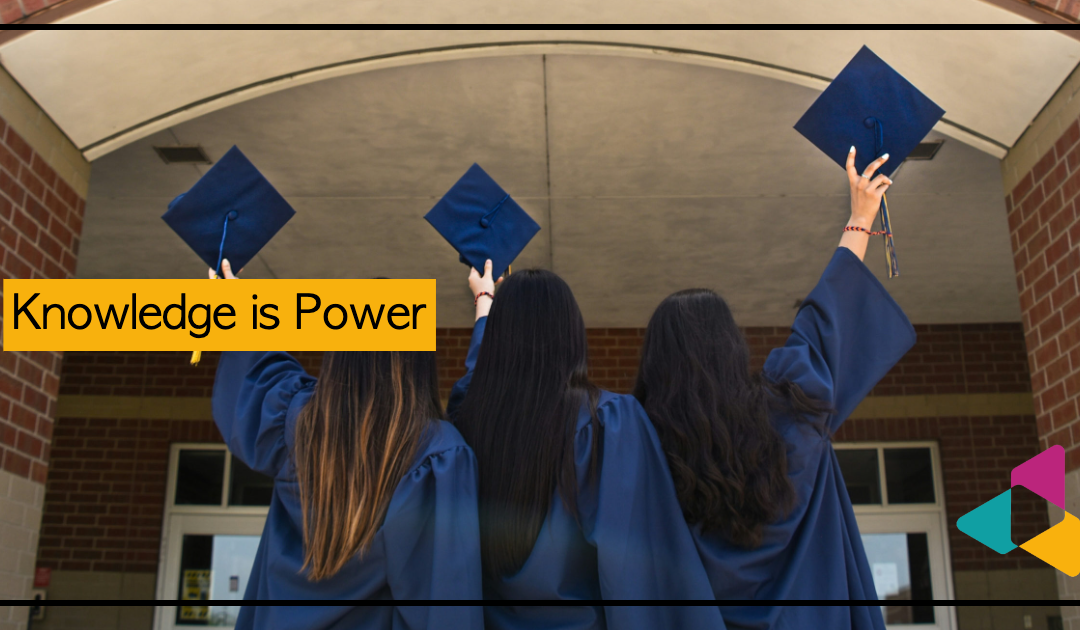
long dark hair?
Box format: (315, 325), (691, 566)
(632, 289), (829, 548)
(294, 351), (442, 581)
(455, 269), (599, 578)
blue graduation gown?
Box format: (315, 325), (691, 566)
(212, 351), (484, 630)
(696, 248), (916, 628)
(449, 318), (724, 630)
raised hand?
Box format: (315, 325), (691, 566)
(469, 259), (503, 321)
(209, 259), (242, 279)
(845, 146), (892, 229)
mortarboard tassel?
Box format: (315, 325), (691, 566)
(191, 214), (234, 366)
(880, 193), (898, 278)
(867, 116), (898, 278)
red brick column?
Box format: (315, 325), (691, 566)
(0, 108), (86, 605)
(0, 115), (84, 483)
(1006, 116), (1080, 464)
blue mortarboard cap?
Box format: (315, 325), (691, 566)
(424, 163), (541, 280)
(162, 145), (295, 275)
(794, 46), (945, 178)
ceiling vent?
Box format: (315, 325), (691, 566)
(905, 140), (944, 161)
(153, 145), (212, 165)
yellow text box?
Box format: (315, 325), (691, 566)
(4, 279), (435, 351)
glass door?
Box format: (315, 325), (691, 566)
(156, 514), (266, 630)
(857, 512), (956, 630)
(154, 444), (271, 630)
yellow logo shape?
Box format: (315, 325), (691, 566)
(1020, 511), (1080, 577)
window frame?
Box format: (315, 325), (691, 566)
(834, 440), (946, 512)
(163, 442), (273, 516)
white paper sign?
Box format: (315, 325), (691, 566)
(872, 562), (900, 599)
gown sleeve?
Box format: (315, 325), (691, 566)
(212, 351), (316, 478)
(763, 247), (916, 433)
(383, 442), (484, 629)
(446, 316), (487, 421)
(583, 395), (726, 628)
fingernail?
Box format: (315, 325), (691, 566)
(849, 146), (855, 153)
(881, 153), (889, 160)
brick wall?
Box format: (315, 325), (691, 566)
(41, 322), (1037, 577)
(1006, 113), (1080, 470)
(0, 0), (64, 23)
(1, 0), (1077, 26)
(1017, 0), (1080, 21)
(0, 115), (84, 485)
(37, 418), (220, 573)
(57, 323), (1032, 402)
(36, 413), (1045, 577)
(0, 101), (87, 606)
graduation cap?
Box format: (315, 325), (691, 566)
(161, 145), (295, 364)
(794, 46), (945, 278)
(424, 163), (540, 281)
(162, 145), (295, 278)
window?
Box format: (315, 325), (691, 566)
(154, 445), (273, 630)
(835, 442), (956, 630)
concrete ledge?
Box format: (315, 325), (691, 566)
(32, 570), (155, 629)
(57, 392), (1033, 420)
(1002, 61), (1080, 194)
(57, 396), (213, 420)
(848, 393), (1034, 419)
(0, 66), (90, 196)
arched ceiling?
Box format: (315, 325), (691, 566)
(77, 53), (1020, 327)
(0, 23), (1077, 160)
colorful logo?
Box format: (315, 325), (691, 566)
(957, 445), (1079, 576)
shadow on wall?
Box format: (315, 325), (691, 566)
(31, 601), (152, 629)
(956, 605), (1062, 630)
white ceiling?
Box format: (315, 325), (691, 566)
(77, 54), (1020, 327)
(0, 25), (1077, 160)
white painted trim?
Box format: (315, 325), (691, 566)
(80, 42), (1007, 161)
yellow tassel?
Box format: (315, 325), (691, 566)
(190, 272), (217, 366)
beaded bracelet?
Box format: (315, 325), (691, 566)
(844, 225), (891, 237)
(474, 291), (495, 306)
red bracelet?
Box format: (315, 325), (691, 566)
(474, 291), (494, 305)
(844, 225), (890, 237)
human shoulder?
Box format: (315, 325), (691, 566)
(409, 419), (475, 472)
(575, 390), (650, 434)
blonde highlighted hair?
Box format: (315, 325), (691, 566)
(294, 351), (442, 581)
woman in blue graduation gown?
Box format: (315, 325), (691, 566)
(632, 150), (914, 629)
(209, 261), (483, 629)
(449, 261), (723, 630)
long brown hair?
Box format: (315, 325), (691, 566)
(633, 289), (830, 548)
(294, 351), (442, 581)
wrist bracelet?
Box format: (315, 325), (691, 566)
(474, 291), (495, 306)
(844, 225), (890, 237)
